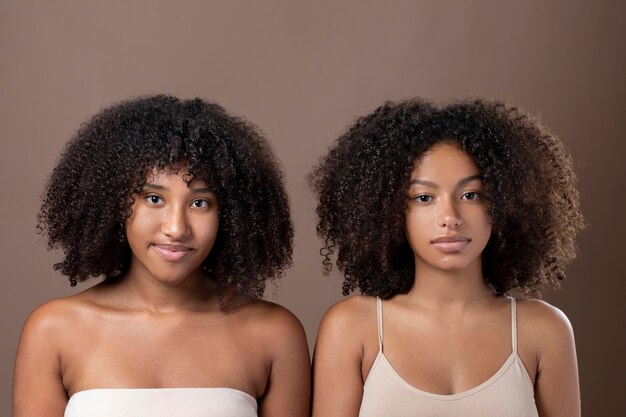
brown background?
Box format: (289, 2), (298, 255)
(1, 1), (624, 415)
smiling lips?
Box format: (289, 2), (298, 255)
(152, 244), (193, 261)
(431, 235), (470, 252)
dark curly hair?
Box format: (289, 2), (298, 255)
(310, 98), (584, 298)
(38, 95), (293, 298)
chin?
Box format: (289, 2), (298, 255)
(437, 255), (481, 271)
(151, 271), (197, 285)
(435, 263), (467, 272)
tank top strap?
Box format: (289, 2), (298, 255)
(376, 297), (384, 352)
(509, 297), (518, 354)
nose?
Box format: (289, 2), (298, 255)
(438, 197), (462, 229)
(161, 206), (190, 239)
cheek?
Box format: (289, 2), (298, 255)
(124, 206), (164, 249)
(481, 207), (492, 231)
(404, 209), (433, 248)
(124, 218), (148, 255)
(195, 215), (220, 244)
(474, 210), (493, 247)
(208, 217), (220, 240)
(126, 208), (159, 234)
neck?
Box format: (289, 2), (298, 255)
(115, 268), (218, 314)
(404, 258), (495, 312)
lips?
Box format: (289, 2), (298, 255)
(151, 244), (193, 262)
(430, 235), (470, 252)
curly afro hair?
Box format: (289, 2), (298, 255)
(310, 98), (584, 298)
(39, 95), (293, 298)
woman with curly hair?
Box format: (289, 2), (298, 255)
(310, 98), (584, 417)
(13, 95), (310, 417)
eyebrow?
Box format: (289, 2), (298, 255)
(142, 184), (215, 194)
(409, 174), (482, 188)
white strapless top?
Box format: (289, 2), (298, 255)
(64, 387), (257, 417)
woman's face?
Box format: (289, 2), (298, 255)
(405, 142), (491, 273)
(125, 167), (219, 285)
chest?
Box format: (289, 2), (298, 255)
(385, 327), (511, 394)
(362, 308), (536, 396)
(60, 314), (268, 397)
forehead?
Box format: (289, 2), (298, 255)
(411, 142), (480, 181)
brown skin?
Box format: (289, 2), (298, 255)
(14, 286), (310, 416)
(312, 144), (579, 417)
(13, 169), (311, 417)
(313, 296), (579, 417)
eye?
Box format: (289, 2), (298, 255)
(461, 192), (481, 200)
(414, 195), (433, 203)
(191, 199), (211, 209)
(145, 195), (163, 205)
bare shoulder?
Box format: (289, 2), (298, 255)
(21, 296), (82, 339)
(516, 299), (580, 415)
(316, 295), (377, 350)
(241, 302), (310, 415)
(516, 299), (573, 330)
(322, 294), (375, 325)
(238, 299), (305, 332)
(312, 296), (375, 416)
(20, 287), (109, 345)
(14, 296), (91, 416)
(234, 299), (308, 353)
(16, 293), (96, 378)
(516, 298), (575, 352)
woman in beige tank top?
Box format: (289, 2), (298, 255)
(310, 99), (583, 417)
(13, 95), (311, 417)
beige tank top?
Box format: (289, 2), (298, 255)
(359, 297), (539, 417)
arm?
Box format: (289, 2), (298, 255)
(258, 308), (311, 417)
(13, 303), (68, 417)
(531, 302), (581, 417)
(312, 301), (367, 417)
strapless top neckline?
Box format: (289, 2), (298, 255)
(65, 386), (258, 417)
(69, 386), (255, 400)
